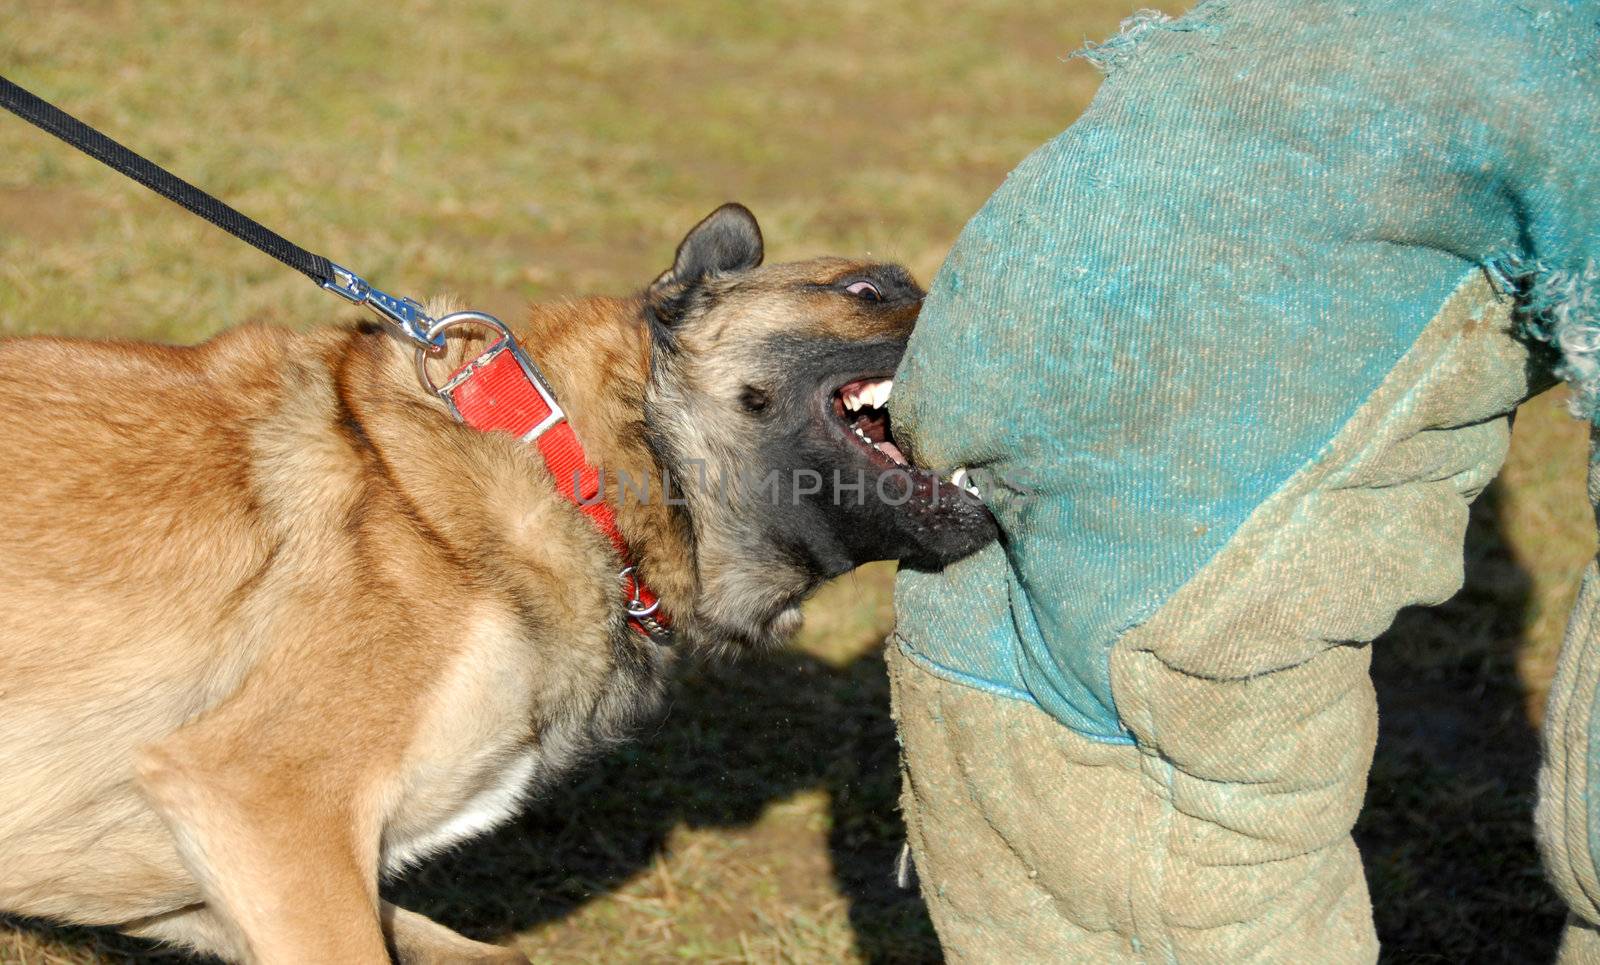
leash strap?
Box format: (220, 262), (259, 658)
(0, 75), (440, 347)
(0, 75), (671, 643)
(0, 77), (334, 286)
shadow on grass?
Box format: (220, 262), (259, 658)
(6, 485), (1570, 965)
(1357, 482), (1567, 963)
(384, 645), (937, 962)
(4, 645), (935, 964)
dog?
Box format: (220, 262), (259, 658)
(0, 203), (996, 963)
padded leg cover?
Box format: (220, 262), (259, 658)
(887, 1), (1600, 958)
(892, 276), (1538, 962)
(1539, 435), (1600, 964)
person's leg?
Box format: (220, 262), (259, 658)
(1538, 426), (1600, 964)
(893, 274), (1540, 961)
(888, 0), (1600, 957)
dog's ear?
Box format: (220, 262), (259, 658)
(647, 204), (764, 334)
(655, 203), (764, 288)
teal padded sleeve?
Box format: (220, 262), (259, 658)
(891, 0), (1600, 742)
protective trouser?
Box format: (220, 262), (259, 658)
(887, 1), (1600, 961)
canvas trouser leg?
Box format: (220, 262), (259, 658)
(891, 274), (1544, 962)
(1538, 426), (1600, 965)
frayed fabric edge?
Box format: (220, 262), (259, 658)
(1070, 1), (1227, 74)
(1489, 255), (1600, 421)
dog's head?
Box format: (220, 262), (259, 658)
(642, 204), (998, 648)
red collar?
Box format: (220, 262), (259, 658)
(435, 331), (670, 642)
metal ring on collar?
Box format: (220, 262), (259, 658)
(413, 310), (515, 398)
(618, 565), (662, 618)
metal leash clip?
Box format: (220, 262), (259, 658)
(323, 265), (563, 431)
(322, 262), (445, 349)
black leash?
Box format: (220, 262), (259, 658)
(0, 75), (440, 347)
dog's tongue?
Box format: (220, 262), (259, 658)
(879, 440), (906, 464)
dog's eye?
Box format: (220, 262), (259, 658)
(845, 280), (882, 301)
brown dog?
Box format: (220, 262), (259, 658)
(0, 204), (995, 963)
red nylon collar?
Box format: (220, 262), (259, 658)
(438, 335), (669, 642)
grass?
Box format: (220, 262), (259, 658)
(0, 1), (1592, 962)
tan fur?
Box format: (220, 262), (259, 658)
(0, 245), (912, 962)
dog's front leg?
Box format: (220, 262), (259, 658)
(132, 656), (398, 965)
(135, 732), (389, 964)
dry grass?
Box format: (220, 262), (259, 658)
(0, 1), (1593, 962)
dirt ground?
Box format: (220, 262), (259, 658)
(0, 1), (1591, 962)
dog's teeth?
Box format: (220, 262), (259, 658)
(842, 380), (894, 411)
(950, 466), (981, 499)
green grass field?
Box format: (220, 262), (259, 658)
(1, 1), (1593, 962)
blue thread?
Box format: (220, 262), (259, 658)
(1492, 253), (1600, 422)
